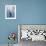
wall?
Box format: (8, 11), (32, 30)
(0, 0), (46, 44)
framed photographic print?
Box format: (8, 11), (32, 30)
(5, 5), (16, 19)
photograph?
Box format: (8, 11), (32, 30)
(5, 5), (16, 19)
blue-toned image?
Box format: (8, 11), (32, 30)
(5, 5), (16, 19)
(7, 6), (15, 18)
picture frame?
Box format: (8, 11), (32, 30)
(5, 5), (16, 19)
